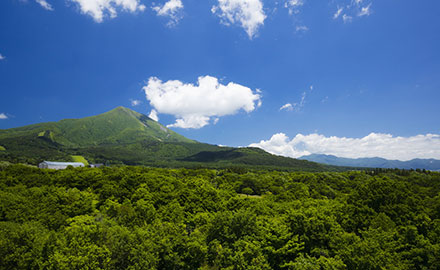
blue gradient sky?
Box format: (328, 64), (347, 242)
(1, 0), (439, 159)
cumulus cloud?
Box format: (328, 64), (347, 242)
(0, 54), (5, 60)
(143, 76), (262, 129)
(0, 113), (8, 120)
(70, 0), (146, 22)
(152, 0), (184, 26)
(250, 133), (440, 161)
(212, 0), (266, 39)
(36, 0), (53, 11)
(130, 99), (141, 106)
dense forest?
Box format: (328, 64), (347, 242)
(1, 164), (440, 269)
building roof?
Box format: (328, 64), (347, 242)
(41, 161), (84, 166)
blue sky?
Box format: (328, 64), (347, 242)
(1, 0), (440, 160)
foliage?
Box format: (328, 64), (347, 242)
(71, 155), (89, 166)
(0, 165), (439, 269)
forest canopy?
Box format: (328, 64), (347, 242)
(0, 164), (439, 269)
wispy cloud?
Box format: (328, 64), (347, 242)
(295, 25), (309, 33)
(342, 14), (352, 23)
(0, 54), (5, 60)
(285, 0), (304, 15)
(358, 3), (372, 17)
(279, 103), (294, 111)
(212, 0), (266, 39)
(280, 91), (306, 112)
(333, 7), (343, 19)
(298, 92), (306, 109)
(250, 133), (440, 161)
(0, 113), (8, 120)
(333, 0), (373, 23)
(35, 0), (53, 11)
(130, 99), (141, 106)
(152, 0), (184, 26)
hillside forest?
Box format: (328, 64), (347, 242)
(1, 164), (440, 269)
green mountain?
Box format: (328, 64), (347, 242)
(0, 107), (340, 171)
(0, 106), (192, 147)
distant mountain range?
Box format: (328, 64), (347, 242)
(299, 154), (440, 171)
(0, 107), (338, 171)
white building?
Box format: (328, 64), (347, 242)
(39, 161), (85, 170)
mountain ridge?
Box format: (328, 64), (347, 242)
(299, 154), (440, 170)
(0, 107), (339, 171)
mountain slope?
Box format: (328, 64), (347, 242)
(0, 106), (193, 147)
(0, 107), (340, 171)
(300, 154), (440, 170)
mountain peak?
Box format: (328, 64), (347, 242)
(112, 106), (133, 112)
(105, 106), (142, 117)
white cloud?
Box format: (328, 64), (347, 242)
(143, 75), (262, 129)
(152, 0), (184, 26)
(70, 0), (146, 22)
(358, 3), (372, 17)
(295, 25), (309, 33)
(333, 1), (372, 22)
(148, 109), (159, 121)
(342, 14), (352, 23)
(296, 92), (307, 110)
(285, 0), (304, 15)
(280, 103), (293, 111)
(0, 113), (8, 120)
(251, 133), (311, 158)
(250, 133), (440, 161)
(333, 7), (343, 19)
(36, 0), (53, 11)
(212, 0), (266, 39)
(280, 91), (306, 112)
(286, 0), (303, 7)
(130, 99), (141, 106)
(0, 54), (5, 60)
